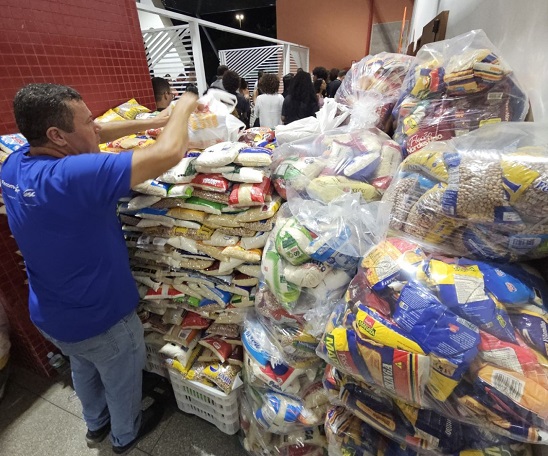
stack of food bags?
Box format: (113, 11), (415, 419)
(317, 233), (548, 453)
(105, 93), (281, 396)
(392, 29), (528, 157)
(335, 52), (415, 133)
(384, 122), (548, 262)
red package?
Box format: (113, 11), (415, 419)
(181, 311), (213, 330)
(478, 331), (548, 390)
(144, 285), (186, 300)
(199, 337), (233, 363)
(346, 270), (392, 316)
(228, 345), (244, 366)
(191, 174), (230, 193)
(228, 177), (271, 207)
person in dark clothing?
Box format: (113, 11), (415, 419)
(222, 70), (251, 128)
(326, 67), (340, 97)
(282, 73), (294, 98)
(211, 65), (228, 90)
(312, 66), (329, 82)
(281, 71), (319, 125)
(327, 70), (347, 98)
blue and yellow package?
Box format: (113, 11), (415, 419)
(422, 259), (515, 343)
(354, 304), (425, 354)
(509, 305), (548, 358)
(394, 281), (480, 401)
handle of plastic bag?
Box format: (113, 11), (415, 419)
(202, 88), (238, 111)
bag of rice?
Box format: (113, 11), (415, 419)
(229, 177), (272, 207)
(222, 167), (266, 184)
(194, 141), (246, 167)
(191, 174), (230, 193)
(234, 196), (282, 223)
(240, 231), (270, 250)
(202, 231), (239, 247)
(133, 180), (170, 197)
(166, 184), (193, 199)
(158, 157), (197, 184)
(167, 207), (207, 223)
(181, 197), (226, 215)
(222, 245), (262, 263)
(234, 147), (273, 167)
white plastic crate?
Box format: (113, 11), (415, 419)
(168, 368), (240, 435)
(145, 352), (170, 379)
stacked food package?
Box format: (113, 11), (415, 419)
(384, 122), (548, 262)
(100, 94), (284, 418)
(302, 29), (548, 455)
(392, 29), (529, 157)
(240, 119), (408, 452)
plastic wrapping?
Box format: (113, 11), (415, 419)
(392, 29), (528, 157)
(260, 200), (384, 320)
(239, 390), (327, 456)
(272, 126), (402, 201)
(335, 52), (415, 133)
(384, 122), (548, 262)
(317, 237), (548, 443)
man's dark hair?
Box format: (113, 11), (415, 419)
(222, 70), (241, 94)
(258, 73), (280, 95)
(151, 77), (172, 103)
(216, 65), (229, 77)
(13, 83), (82, 147)
(329, 68), (340, 82)
(312, 66), (329, 81)
(338, 70), (347, 78)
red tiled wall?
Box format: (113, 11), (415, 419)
(0, 0), (155, 135)
(0, 0), (154, 376)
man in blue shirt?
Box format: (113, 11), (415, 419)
(1, 84), (198, 453)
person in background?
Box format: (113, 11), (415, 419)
(254, 73), (284, 128)
(163, 74), (178, 97)
(314, 78), (327, 108)
(1, 83), (198, 454)
(239, 78), (250, 101)
(151, 77), (174, 112)
(326, 67), (340, 96)
(252, 70), (265, 104)
(222, 70), (251, 128)
(281, 71), (319, 125)
(327, 70), (346, 98)
(282, 73), (294, 98)
(312, 66), (329, 83)
(210, 65), (228, 90)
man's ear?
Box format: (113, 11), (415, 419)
(45, 127), (68, 147)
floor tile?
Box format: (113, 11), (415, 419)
(0, 381), (112, 456)
(127, 449), (150, 456)
(150, 410), (246, 456)
(10, 365), (83, 419)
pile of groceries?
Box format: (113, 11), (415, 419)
(2, 26), (548, 456)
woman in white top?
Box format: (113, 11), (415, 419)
(254, 73), (284, 129)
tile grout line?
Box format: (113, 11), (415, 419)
(140, 413), (174, 456)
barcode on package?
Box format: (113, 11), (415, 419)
(492, 370), (525, 402)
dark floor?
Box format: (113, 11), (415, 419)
(0, 365), (247, 456)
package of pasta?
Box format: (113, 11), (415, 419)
(113, 98), (151, 119)
(384, 122), (548, 262)
(392, 30), (528, 157)
(228, 177), (272, 207)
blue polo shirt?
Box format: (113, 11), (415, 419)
(1, 145), (139, 342)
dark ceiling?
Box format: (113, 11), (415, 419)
(162, 0), (276, 16)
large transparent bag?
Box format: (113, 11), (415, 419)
(335, 52), (415, 133)
(384, 122), (548, 262)
(325, 403), (533, 456)
(324, 366), (534, 455)
(239, 389), (327, 455)
(188, 88), (246, 149)
(392, 29), (528, 156)
(272, 126), (403, 201)
(317, 237), (548, 443)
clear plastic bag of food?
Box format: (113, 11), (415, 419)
(335, 52), (416, 133)
(392, 29), (528, 157)
(272, 126), (402, 201)
(317, 237), (548, 443)
(383, 122), (548, 262)
(239, 390), (327, 456)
